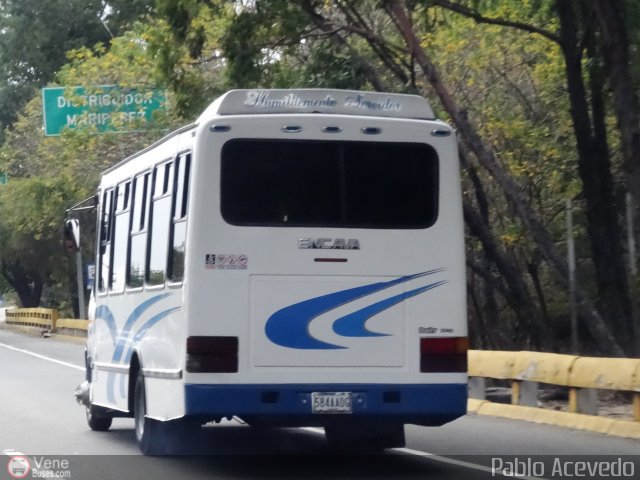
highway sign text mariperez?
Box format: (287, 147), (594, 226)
(41, 85), (166, 136)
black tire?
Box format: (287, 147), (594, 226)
(134, 371), (162, 455)
(86, 404), (113, 432)
(134, 371), (196, 455)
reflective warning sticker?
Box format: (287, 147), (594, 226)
(205, 254), (248, 270)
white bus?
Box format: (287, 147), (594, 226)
(75, 89), (468, 455)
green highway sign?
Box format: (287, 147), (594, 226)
(0, 173), (7, 185)
(42, 85), (167, 136)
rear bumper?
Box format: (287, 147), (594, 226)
(185, 383), (467, 427)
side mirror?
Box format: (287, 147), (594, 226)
(63, 218), (80, 253)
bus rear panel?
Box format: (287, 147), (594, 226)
(85, 89), (467, 454)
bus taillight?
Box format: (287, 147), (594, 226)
(186, 336), (238, 373)
(420, 337), (468, 373)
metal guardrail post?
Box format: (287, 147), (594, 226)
(567, 387), (598, 415)
(468, 377), (486, 400)
(51, 309), (59, 332)
(511, 380), (538, 407)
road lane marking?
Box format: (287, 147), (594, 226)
(394, 447), (549, 480)
(2, 449), (25, 456)
(0, 342), (83, 371)
(302, 427), (548, 480)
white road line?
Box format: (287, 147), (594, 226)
(2, 449), (25, 456)
(0, 342), (83, 371)
(301, 427), (548, 480)
(394, 447), (549, 480)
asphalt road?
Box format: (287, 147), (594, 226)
(0, 327), (638, 480)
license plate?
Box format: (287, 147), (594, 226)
(311, 392), (353, 414)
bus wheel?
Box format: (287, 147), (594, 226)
(134, 371), (164, 455)
(86, 404), (113, 432)
(134, 371), (195, 455)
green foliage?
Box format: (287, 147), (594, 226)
(0, 0), (636, 348)
(0, 0), (159, 140)
(149, 1), (232, 117)
(105, 0), (156, 36)
(0, 177), (78, 246)
(150, 0), (380, 115)
(424, 6), (580, 212)
(0, 0), (110, 84)
(0, 0), (112, 137)
(0, 25), (183, 308)
(0, 176), (77, 307)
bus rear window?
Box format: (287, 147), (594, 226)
(220, 139), (438, 229)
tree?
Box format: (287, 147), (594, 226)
(0, 0), (111, 136)
(148, 0), (634, 354)
(149, 0), (234, 118)
(593, 0), (640, 200)
(0, 28), (182, 311)
(242, 0), (635, 354)
(0, 177), (79, 307)
(418, 0), (637, 353)
(0, 0), (156, 140)
(150, 0), (387, 117)
(105, 0), (155, 36)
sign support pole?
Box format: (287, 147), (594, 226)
(76, 250), (86, 319)
(567, 199), (578, 353)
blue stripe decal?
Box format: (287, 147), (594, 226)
(94, 305), (117, 346)
(105, 294), (176, 403)
(333, 280), (448, 337)
(265, 270), (445, 349)
(112, 293), (171, 362)
(123, 307), (181, 364)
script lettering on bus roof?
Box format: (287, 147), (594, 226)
(244, 91), (338, 109)
(343, 94), (402, 113)
(242, 90), (403, 114)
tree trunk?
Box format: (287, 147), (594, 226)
(464, 202), (543, 349)
(556, 0), (633, 351)
(592, 0), (640, 355)
(468, 277), (491, 349)
(592, 0), (640, 229)
(1, 262), (44, 307)
(385, 0), (626, 356)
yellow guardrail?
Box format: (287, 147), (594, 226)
(4, 308), (87, 334)
(55, 318), (89, 331)
(5, 308), (58, 329)
(469, 350), (640, 423)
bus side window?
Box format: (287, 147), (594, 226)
(111, 181), (131, 293)
(146, 161), (173, 286)
(98, 189), (114, 293)
(128, 172), (150, 288)
(168, 153), (191, 283)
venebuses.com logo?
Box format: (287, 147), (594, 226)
(6, 456), (30, 479)
(6, 456), (71, 479)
